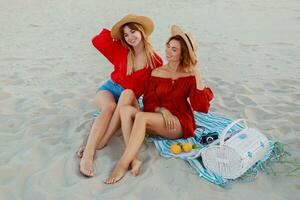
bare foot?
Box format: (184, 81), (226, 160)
(130, 159), (143, 177)
(104, 163), (128, 184)
(79, 154), (94, 177)
(76, 146), (85, 159)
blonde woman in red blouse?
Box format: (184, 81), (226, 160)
(104, 25), (214, 184)
(78, 15), (163, 177)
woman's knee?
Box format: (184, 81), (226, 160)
(134, 112), (159, 132)
(119, 89), (135, 104)
(95, 91), (116, 110)
(120, 105), (136, 118)
(134, 112), (148, 124)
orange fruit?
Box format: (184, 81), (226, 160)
(182, 143), (193, 152)
(170, 144), (182, 154)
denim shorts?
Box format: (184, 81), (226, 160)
(96, 79), (125, 102)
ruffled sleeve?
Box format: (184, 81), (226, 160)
(189, 79), (214, 113)
(91, 28), (124, 65)
(143, 77), (160, 112)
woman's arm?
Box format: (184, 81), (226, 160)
(91, 28), (124, 65)
(189, 67), (214, 113)
(192, 66), (206, 90)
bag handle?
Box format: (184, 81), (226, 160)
(187, 119), (247, 160)
(219, 118), (247, 145)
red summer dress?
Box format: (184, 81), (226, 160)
(143, 76), (214, 138)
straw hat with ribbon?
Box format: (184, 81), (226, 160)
(170, 25), (198, 64)
(111, 14), (154, 40)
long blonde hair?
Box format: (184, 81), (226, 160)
(120, 22), (158, 75)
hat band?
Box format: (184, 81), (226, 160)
(185, 33), (194, 51)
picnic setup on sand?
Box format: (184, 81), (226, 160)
(95, 102), (287, 187)
(147, 111), (287, 187)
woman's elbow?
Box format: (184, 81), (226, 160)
(91, 36), (99, 48)
(194, 102), (211, 113)
(200, 104), (210, 113)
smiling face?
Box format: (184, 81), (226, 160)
(166, 35), (195, 70)
(123, 25), (143, 47)
(165, 39), (182, 62)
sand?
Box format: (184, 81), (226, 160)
(0, 0), (299, 199)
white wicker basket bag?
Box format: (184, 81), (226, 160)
(201, 119), (269, 179)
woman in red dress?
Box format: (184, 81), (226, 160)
(78, 14), (163, 177)
(104, 25), (214, 184)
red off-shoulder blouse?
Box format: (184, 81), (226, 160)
(92, 28), (163, 98)
(143, 76), (214, 138)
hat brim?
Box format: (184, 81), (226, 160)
(111, 15), (154, 40)
(171, 25), (197, 63)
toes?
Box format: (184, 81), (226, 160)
(80, 167), (93, 177)
(88, 170), (94, 177)
(104, 178), (114, 184)
(130, 160), (142, 177)
(133, 170), (139, 176)
(79, 159), (94, 177)
(79, 150), (84, 158)
(76, 147), (84, 158)
(104, 162), (130, 184)
(80, 169), (89, 177)
(104, 168), (126, 184)
(131, 171), (136, 177)
(77, 151), (83, 159)
(110, 178), (115, 184)
(131, 169), (139, 177)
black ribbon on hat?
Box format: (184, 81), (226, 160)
(185, 33), (194, 51)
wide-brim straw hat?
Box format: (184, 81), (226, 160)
(171, 25), (198, 63)
(111, 14), (154, 40)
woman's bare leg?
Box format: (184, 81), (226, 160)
(104, 112), (183, 184)
(77, 89), (139, 158)
(120, 105), (143, 176)
(96, 89), (139, 149)
(79, 91), (116, 177)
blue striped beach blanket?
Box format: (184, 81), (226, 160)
(146, 112), (285, 187)
(94, 109), (285, 187)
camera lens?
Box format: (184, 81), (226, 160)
(206, 136), (214, 143)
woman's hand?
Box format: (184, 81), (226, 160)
(159, 108), (178, 132)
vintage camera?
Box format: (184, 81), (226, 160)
(196, 125), (219, 144)
(200, 131), (219, 144)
